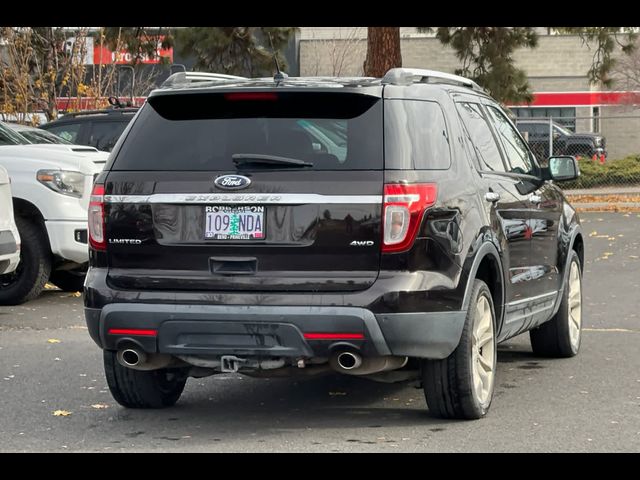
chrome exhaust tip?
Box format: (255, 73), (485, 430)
(118, 348), (146, 367)
(336, 351), (362, 370)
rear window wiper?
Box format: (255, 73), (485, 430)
(232, 153), (313, 168)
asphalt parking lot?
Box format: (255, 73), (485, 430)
(0, 211), (638, 452)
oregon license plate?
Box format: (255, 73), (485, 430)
(204, 206), (265, 240)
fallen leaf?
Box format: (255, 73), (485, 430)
(630, 256), (639, 259)
(90, 404), (109, 409)
(53, 410), (72, 417)
(47, 339), (61, 344)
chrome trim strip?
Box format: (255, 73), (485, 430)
(104, 193), (383, 205)
(507, 291), (557, 307)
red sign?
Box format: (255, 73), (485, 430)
(509, 91), (640, 107)
(93, 39), (173, 65)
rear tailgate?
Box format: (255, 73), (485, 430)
(103, 89), (384, 292)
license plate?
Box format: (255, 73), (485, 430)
(204, 206), (265, 240)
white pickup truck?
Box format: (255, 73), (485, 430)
(0, 165), (20, 276)
(0, 123), (107, 304)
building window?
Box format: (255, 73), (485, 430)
(510, 107), (577, 131)
(592, 106), (600, 133)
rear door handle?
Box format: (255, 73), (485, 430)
(529, 194), (542, 205)
(485, 192), (500, 203)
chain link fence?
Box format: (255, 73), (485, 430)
(515, 116), (640, 190)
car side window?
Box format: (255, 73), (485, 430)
(454, 101), (506, 173)
(486, 105), (539, 177)
(384, 99), (452, 170)
(89, 121), (128, 152)
(43, 123), (82, 143)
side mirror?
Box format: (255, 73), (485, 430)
(548, 155), (580, 182)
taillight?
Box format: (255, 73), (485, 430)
(88, 184), (106, 251)
(382, 183), (437, 253)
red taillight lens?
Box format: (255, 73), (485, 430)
(382, 183), (437, 253)
(88, 184), (106, 251)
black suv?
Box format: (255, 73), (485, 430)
(85, 69), (585, 419)
(516, 119), (606, 161)
(40, 103), (138, 151)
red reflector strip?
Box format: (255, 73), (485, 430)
(108, 329), (158, 337)
(303, 333), (364, 340)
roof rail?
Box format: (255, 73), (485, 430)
(382, 68), (485, 92)
(162, 71), (248, 88)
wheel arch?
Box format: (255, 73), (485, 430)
(13, 197), (46, 225)
(549, 225), (584, 318)
(461, 242), (505, 335)
(12, 197), (50, 247)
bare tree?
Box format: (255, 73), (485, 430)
(612, 40), (640, 90)
(305, 28), (367, 76)
(0, 27), (91, 122)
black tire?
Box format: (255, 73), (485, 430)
(49, 270), (85, 292)
(103, 350), (188, 408)
(0, 217), (51, 305)
(530, 250), (582, 358)
(422, 279), (497, 420)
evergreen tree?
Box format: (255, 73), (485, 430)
(173, 27), (297, 77)
(362, 27), (636, 104)
(556, 27), (637, 87)
(431, 27), (538, 103)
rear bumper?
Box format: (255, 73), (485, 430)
(85, 304), (466, 360)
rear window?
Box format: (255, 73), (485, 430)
(112, 92), (383, 171)
(384, 99), (451, 170)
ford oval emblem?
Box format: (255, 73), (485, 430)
(214, 174), (251, 190)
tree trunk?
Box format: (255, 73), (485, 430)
(363, 27), (402, 77)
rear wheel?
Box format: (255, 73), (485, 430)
(103, 350), (188, 408)
(49, 270), (85, 292)
(0, 217), (51, 305)
(422, 279), (497, 419)
(530, 250), (582, 357)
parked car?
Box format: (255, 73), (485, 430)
(516, 120), (606, 161)
(1, 121), (103, 155)
(8, 122), (73, 145)
(0, 165), (20, 275)
(0, 122), (107, 304)
(85, 69), (584, 419)
(39, 106), (138, 152)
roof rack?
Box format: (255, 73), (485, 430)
(161, 71), (248, 88)
(382, 68), (485, 92)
